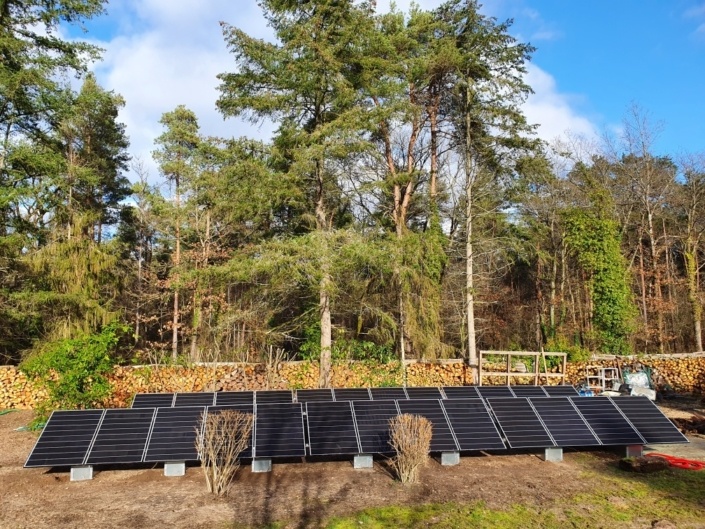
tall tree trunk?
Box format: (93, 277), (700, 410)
(172, 181), (181, 361)
(464, 83), (478, 383)
(685, 242), (703, 352)
(315, 159), (332, 388)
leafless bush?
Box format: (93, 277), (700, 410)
(196, 410), (253, 496)
(388, 414), (432, 484)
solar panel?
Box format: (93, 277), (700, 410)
(610, 397), (688, 444)
(405, 387), (444, 400)
(477, 386), (515, 398)
(352, 400), (398, 454)
(173, 392), (215, 407)
(486, 397), (555, 449)
(397, 399), (459, 452)
(84, 408), (156, 464)
(25, 410), (104, 468)
(206, 405), (254, 459)
(253, 402), (306, 458)
(296, 389), (334, 403)
(441, 399), (506, 451)
(306, 401), (360, 456)
(214, 391), (254, 406)
(542, 385), (579, 397)
(370, 387), (408, 400)
(255, 390), (294, 404)
(510, 386), (548, 398)
(570, 397), (644, 446)
(144, 406), (205, 462)
(333, 388), (371, 401)
(442, 386), (480, 399)
(132, 393), (175, 408)
(529, 397), (600, 447)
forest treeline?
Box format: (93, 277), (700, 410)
(1, 1), (704, 386)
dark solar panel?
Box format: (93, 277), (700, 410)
(254, 402), (306, 458)
(214, 391), (254, 406)
(25, 410), (104, 468)
(510, 386), (548, 398)
(441, 399), (506, 451)
(442, 386), (480, 399)
(144, 406), (205, 462)
(174, 392), (215, 407)
(206, 405), (254, 459)
(529, 397), (600, 447)
(352, 400), (398, 454)
(610, 397), (688, 444)
(306, 401), (360, 456)
(477, 386), (515, 398)
(542, 385), (579, 397)
(570, 397), (644, 446)
(132, 393), (175, 408)
(397, 399), (459, 452)
(333, 388), (371, 401)
(85, 408), (156, 464)
(370, 387), (408, 400)
(404, 387), (444, 400)
(255, 390), (294, 404)
(487, 397), (555, 449)
(296, 389), (334, 403)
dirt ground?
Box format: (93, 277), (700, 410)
(1, 397), (704, 529)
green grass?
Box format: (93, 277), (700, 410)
(324, 456), (705, 529)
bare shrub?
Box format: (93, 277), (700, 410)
(388, 414), (432, 484)
(196, 410), (253, 496)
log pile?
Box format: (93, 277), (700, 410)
(0, 366), (49, 409)
(2, 355), (704, 410)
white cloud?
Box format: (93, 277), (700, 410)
(87, 0), (598, 182)
(523, 64), (599, 144)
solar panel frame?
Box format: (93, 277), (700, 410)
(173, 392), (216, 407)
(370, 387), (408, 400)
(486, 397), (556, 449)
(143, 406), (205, 462)
(404, 387), (444, 400)
(442, 386), (481, 399)
(570, 397), (645, 446)
(609, 397), (688, 444)
(132, 393), (175, 408)
(528, 397), (601, 447)
(25, 409), (105, 468)
(333, 388), (371, 401)
(206, 404), (255, 459)
(352, 400), (399, 454)
(85, 408), (157, 465)
(214, 391), (254, 406)
(253, 402), (306, 458)
(510, 386), (549, 398)
(296, 389), (334, 403)
(542, 385), (579, 397)
(255, 390), (294, 405)
(397, 399), (459, 452)
(305, 401), (361, 456)
(441, 398), (506, 451)
(477, 386), (516, 399)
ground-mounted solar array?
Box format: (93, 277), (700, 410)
(26, 388), (686, 472)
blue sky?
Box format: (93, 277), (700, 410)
(69, 0), (705, 177)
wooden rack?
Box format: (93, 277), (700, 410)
(478, 350), (567, 386)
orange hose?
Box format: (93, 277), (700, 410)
(646, 452), (705, 471)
